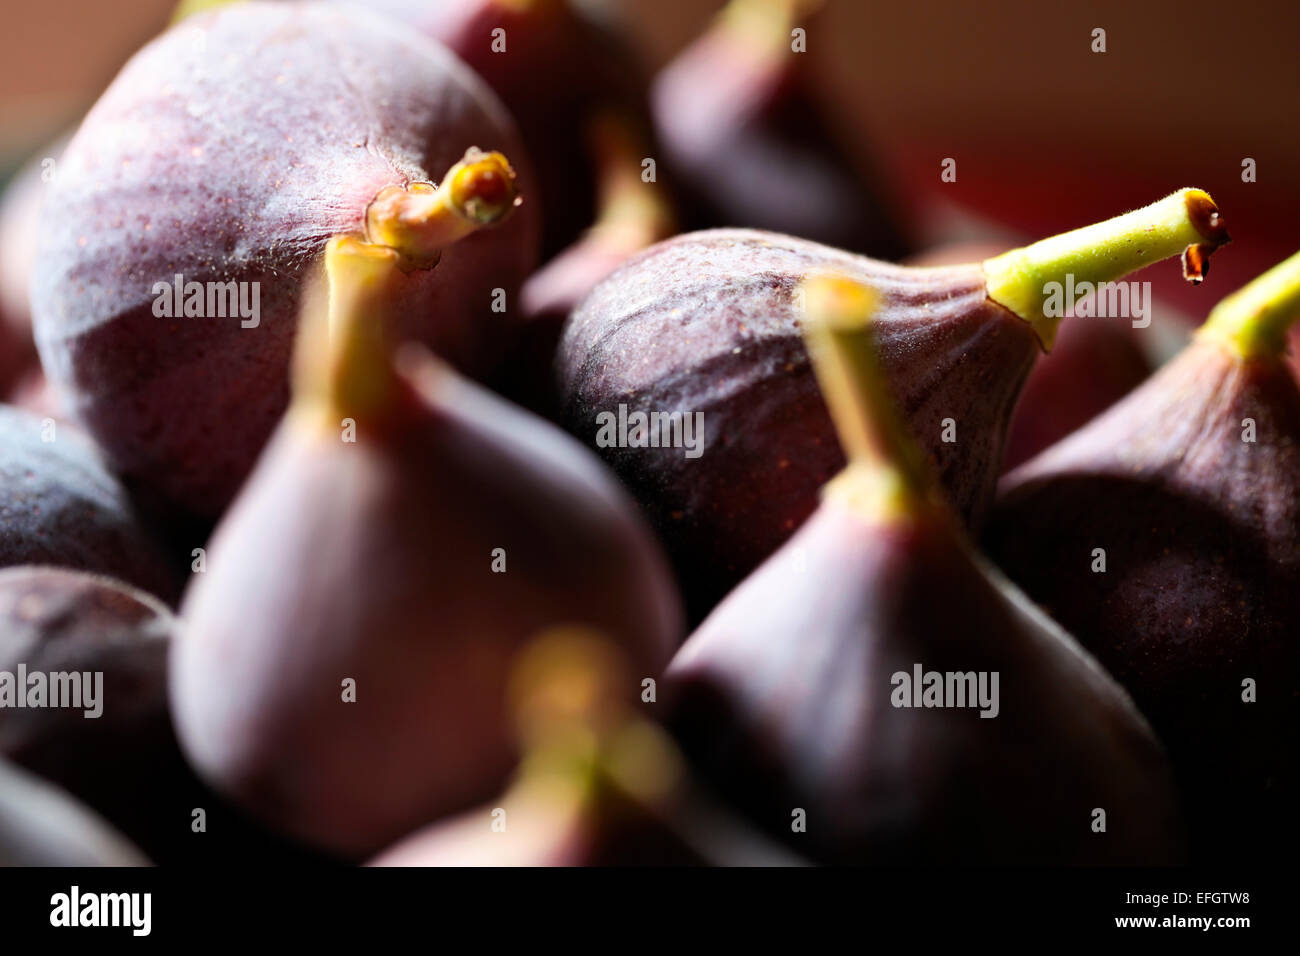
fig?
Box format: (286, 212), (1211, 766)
(0, 757), (148, 866)
(171, 236), (683, 858)
(371, 628), (800, 866)
(906, 240), (1155, 472)
(32, 1), (539, 518)
(0, 405), (181, 602)
(0, 565), (331, 864)
(666, 275), (1184, 864)
(651, 0), (909, 257)
(362, 0), (654, 258)
(557, 189), (1229, 619)
(983, 250), (1300, 860)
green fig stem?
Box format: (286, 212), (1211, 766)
(1198, 250), (1300, 360)
(982, 189), (1229, 350)
(292, 235), (407, 429)
(799, 274), (932, 520)
(719, 0), (823, 55)
(365, 148), (521, 269)
(170, 0), (240, 23)
(586, 112), (676, 252)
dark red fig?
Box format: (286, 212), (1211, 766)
(0, 757), (148, 866)
(371, 628), (800, 866)
(501, 112), (676, 417)
(0, 566), (334, 864)
(353, 0), (652, 258)
(983, 251), (1300, 860)
(906, 240), (1156, 472)
(32, 1), (538, 518)
(651, 0), (909, 258)
(172, 236), (682, 858)
(0, 405), (181, 602)
(666, 275), (1184, 864)
(557, 190), (1229, 620)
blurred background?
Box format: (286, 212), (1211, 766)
(3, 0), (1298, 316)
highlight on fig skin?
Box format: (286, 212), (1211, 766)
(365, 148), (522, 268)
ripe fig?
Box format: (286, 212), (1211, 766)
(184, 0), (651, 256)
(371, 629), (801, 866)
(666, 275), (1184, 864)
(171, 236), (683, 858)
(0, 757), (148, 866)
(0, 566), (332, 864)
(651, 0), (909, 257)
(0, 405), (181, 602)
(558, 189), (1229, 619)
(32, 1), (539, 517)
(983, 251), (1300, 860)
(906, 240), (1156, 472)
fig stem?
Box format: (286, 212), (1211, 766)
(799, 274), (931, 519)
(292, 235), (407, 426)
(1198, 250), (1300, 359)
(982, 188), (1229, 350)
(721, 0), (823, 53)
(586, 112), (676, 251)
(365, 148), (520, 268)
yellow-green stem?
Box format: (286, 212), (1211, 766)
(799, 274), (931, 521)
(1198, 250), (1300, 359)
(982, 188), (1229, 350)
(586, 113), (676, 251)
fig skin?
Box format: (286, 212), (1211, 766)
(984, 338), (1300, 859)
(31, 1), (540, 518)
(651, 1), (910, 258)
(172, 351), (683, 859)
(557, 229), (1038, 619)
(0, 566), (335, 865)
(0, 757), (148, 866)
(668, 500), (1185, 864)
(0, 405), (182, 603)
(360, 0), (651, 258)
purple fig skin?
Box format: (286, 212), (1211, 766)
(667, 499), (1185, 864)
(31, 2), (539, 518)
(171, 356), (683, 859)
(0, 566), (332, 864)
(1001, 314), (1152, 472)
(557, 229), (1039, 620)
(0, 405), (181, 603)
(0, 757), (148, 866)
(360, 0), (650, 258)
(651, 12), (910, 258)
(983, 339), (1300, 858)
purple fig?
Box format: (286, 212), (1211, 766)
(983, 251), (1300, 860)
(557, 189), (1229, 619)
(0, 405), (181, 602)
(32, 1), (539, 518)
(666, 275), (1184, 864)
(171, 236), (683, 858)
(0, 565), (332, 864)
(371, 628), (801, 866)
(651, 0), (909, 258)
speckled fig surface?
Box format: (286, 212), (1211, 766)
(32, 1), (539, 517)
(0, 405), (180, 602)
(558, 229), (1039, 617)
(984, 337), (1300, 857)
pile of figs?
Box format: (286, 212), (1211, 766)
(0, 0), (1294, 868)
